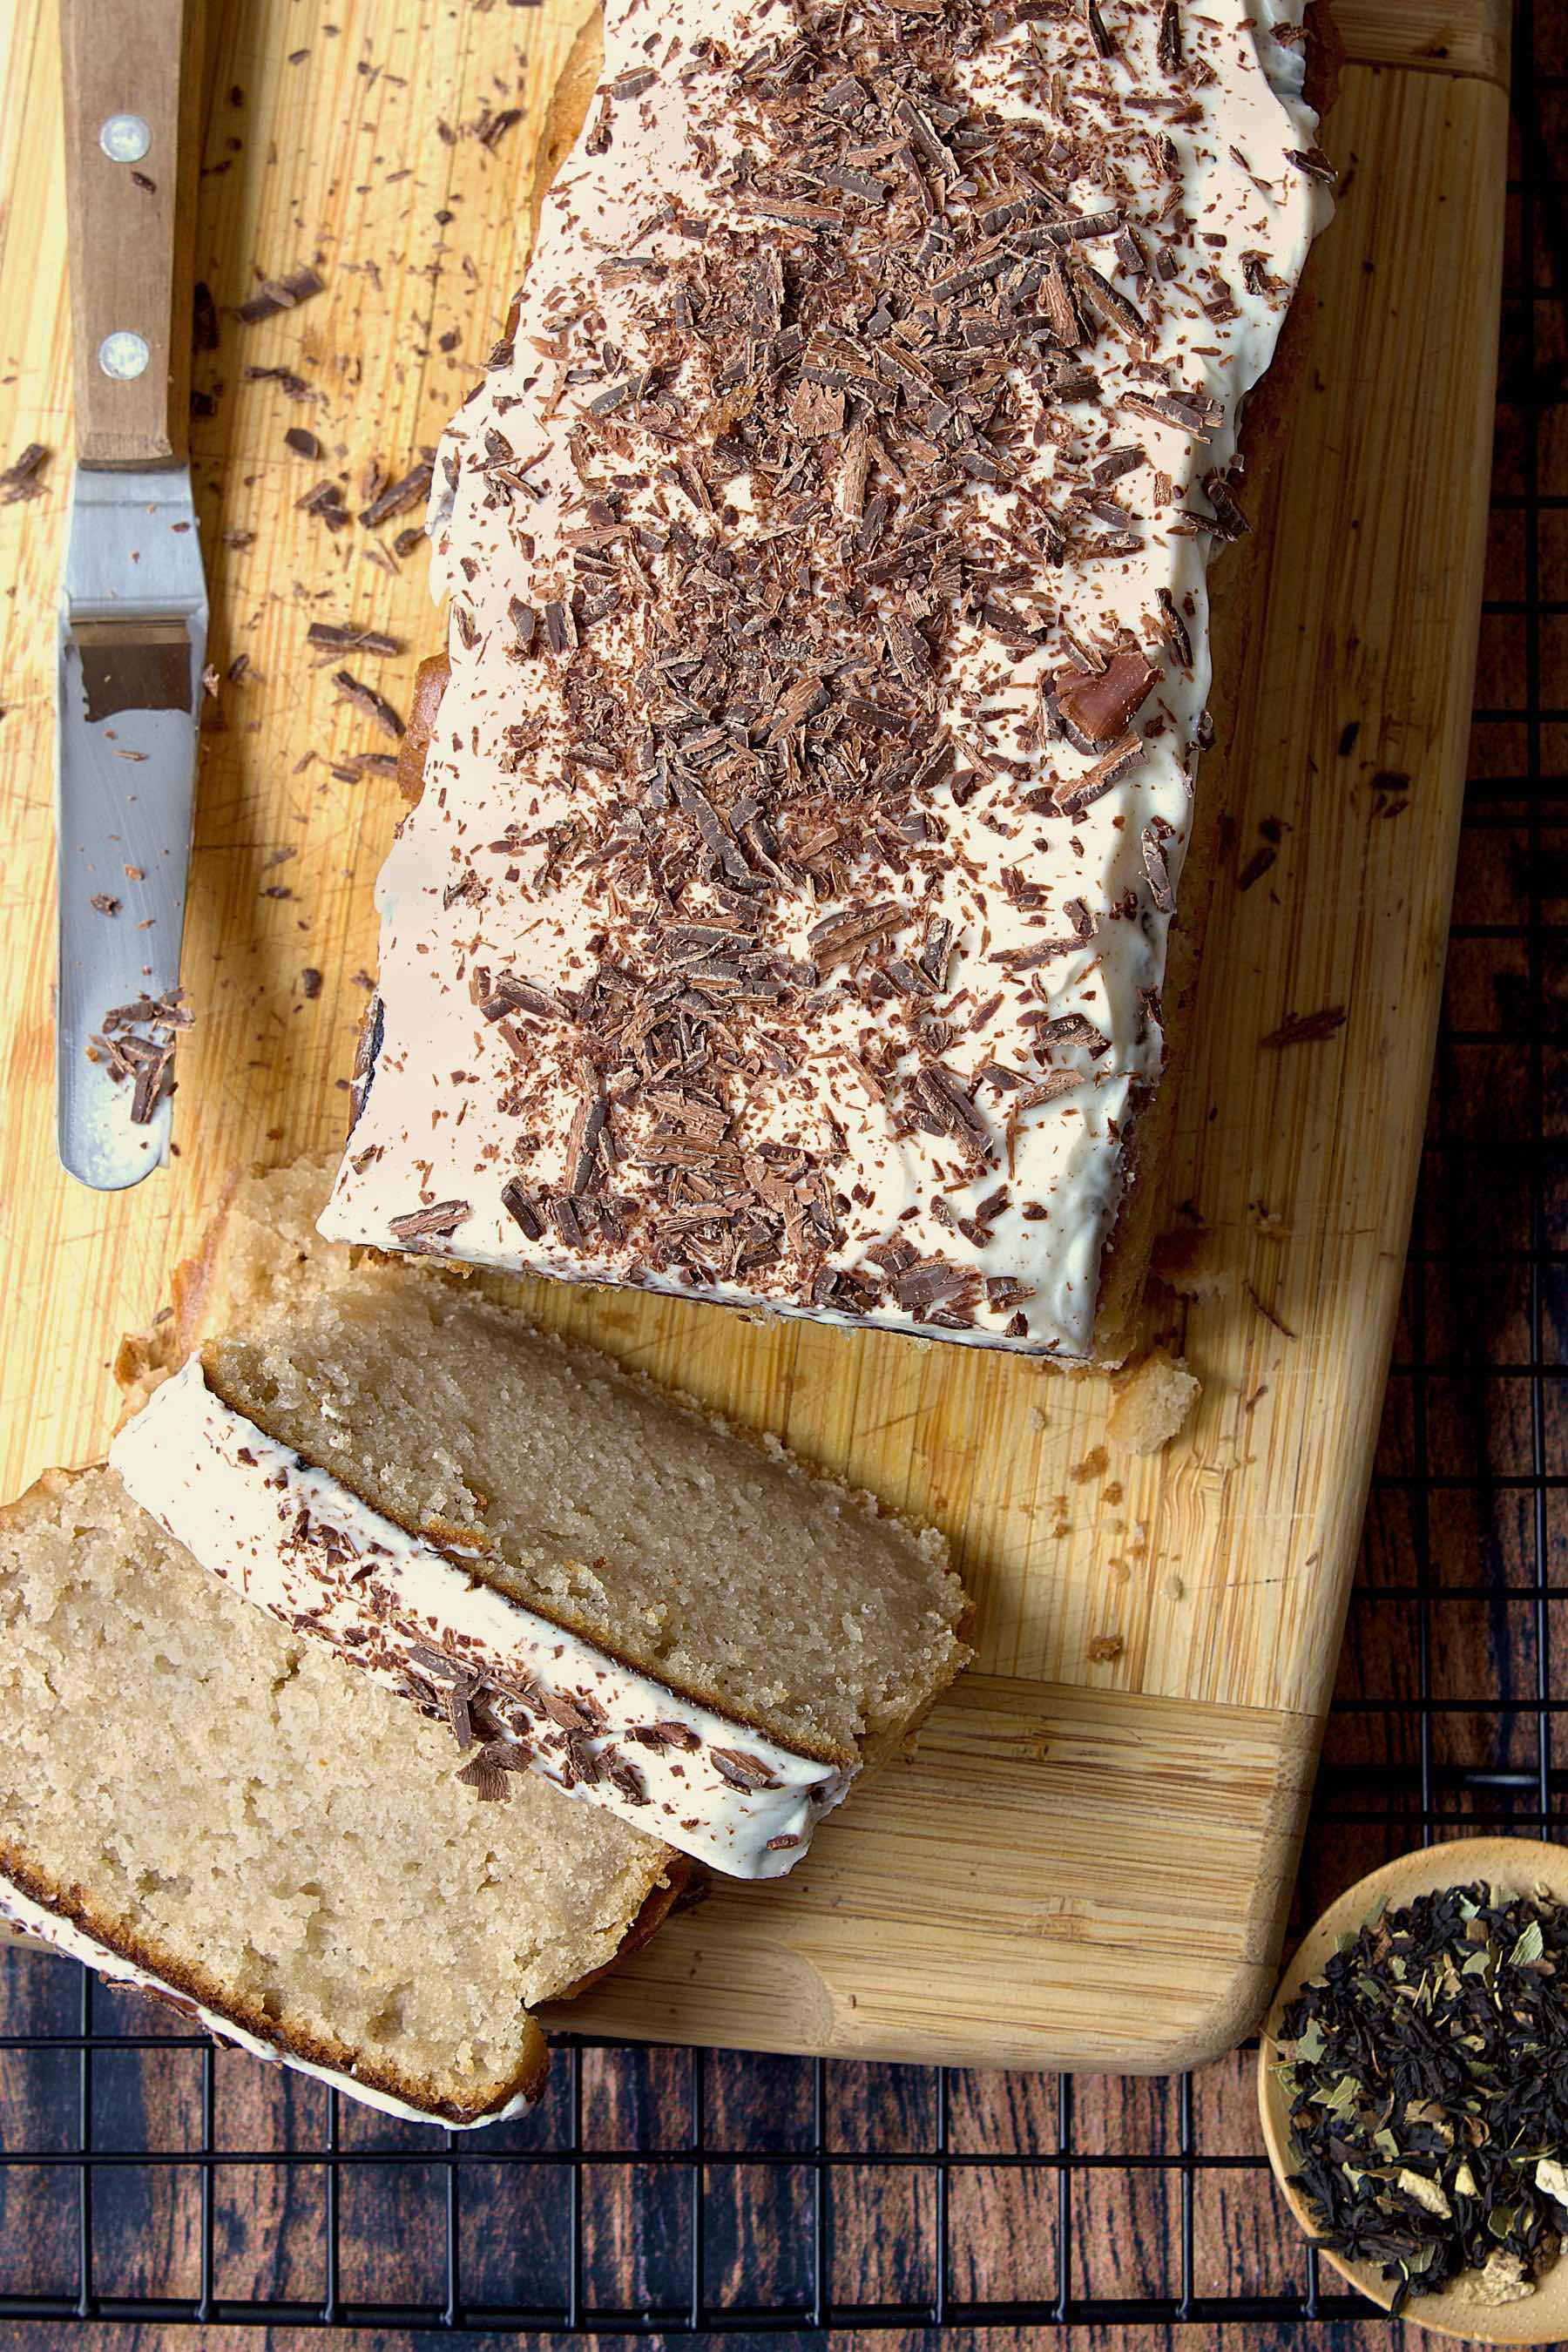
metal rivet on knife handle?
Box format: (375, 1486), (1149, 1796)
(98, 331), (150, 381)
(98, 112), (151, 163)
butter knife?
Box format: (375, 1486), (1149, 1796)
(56, 0), (207, 1189)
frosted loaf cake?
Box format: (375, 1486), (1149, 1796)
(0, 1467), (684, 2126)
(322, 0), (1334, 1360)
(112, 1160), (970, 1878)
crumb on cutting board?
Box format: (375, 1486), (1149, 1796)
(1107, 1347), (1200, 1455)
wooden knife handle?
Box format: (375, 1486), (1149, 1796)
(59, 0), (205, 469)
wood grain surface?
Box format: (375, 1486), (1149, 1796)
(0, 4), (1523, 2333)
(1331, 0), (1510, 78)
(0, 0), (1508, 2101)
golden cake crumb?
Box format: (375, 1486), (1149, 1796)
(1107, 1348), (1201, 1455)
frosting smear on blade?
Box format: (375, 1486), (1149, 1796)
(110, 1359), (855, 1877)
(322, 0), (1332, 1358)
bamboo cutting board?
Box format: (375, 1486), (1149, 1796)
(0, 0), (1508, 2072)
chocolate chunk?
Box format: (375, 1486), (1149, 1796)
(1056, 652), (1161, 750)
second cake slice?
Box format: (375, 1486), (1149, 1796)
(112, 1164), (970, 1877)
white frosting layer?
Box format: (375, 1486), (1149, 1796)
(110, 1359), (855, 1877)
(0, 1876), (535, 2131)
(323, 0), (1332, 1358)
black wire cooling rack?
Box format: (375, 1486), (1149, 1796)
(0, 9), (1558, 2340)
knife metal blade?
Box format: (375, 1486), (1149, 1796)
(56, 465), (206, 1189)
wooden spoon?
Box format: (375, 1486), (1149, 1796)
(1258, 1838), (1568, 2344)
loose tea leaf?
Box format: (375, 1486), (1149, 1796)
(1277, 1881), (1568, 2312)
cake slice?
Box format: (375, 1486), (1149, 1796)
(0, 1467), (682, 2126)
(111, 1160), (970, 1877)
(319, 0), (1335, 1362)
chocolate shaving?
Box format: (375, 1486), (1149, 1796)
(808, 903), (907, 970)
(710, 1747), (783, 1793)
(1124, 388), (1221, 440)
(1051, 732), (1143, 813)
(1200, 468), (1249, 539)
(605, 1756), (649, 1806)
(193, 284), (220, 353)
(295, 479), (351, 530)
(565, 1091), (609, 1193)
(129, 1044), (174, 1125)
(629, 1720), (701, 1753)
(912, 1062), (992, 1157)
(0, 442), (48, 503)
(1082, 0), (1115, 57)
(539, 1687), (607, 1735)
(333, 669), (404, 738)
(1247, 1281), (1298, 1338)
(456, 1746), (513, 1801)
(1142, 825), (1176, 912)
(89, 986), (190, 1123)
(388, 1199), (470, 1240)
(500, 1179), (544, 1240)
(233, 264), (324, 323)
(1156, 586), (1193, 667)
(445, 1676), (476, 1751)
(243, 362), (310, 398)
(1287, 145), (1337, 185)
(476, 106), (524, 149)
(358, 459), (433, 530)
(307, 621), (402, 655)
(480, 974), (563, 1022)
(1260, 1006), (1347, 1049)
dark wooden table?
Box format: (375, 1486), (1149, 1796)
(0, 2), (1559, 2346)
